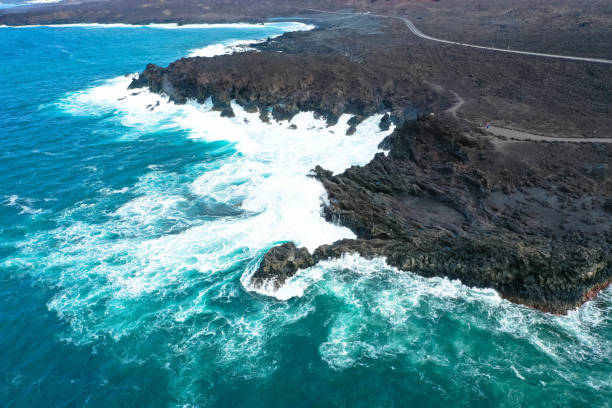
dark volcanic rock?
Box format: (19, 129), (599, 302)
(604, 199), (612, 214)
(251, 242), (315, 290)
(118, 3), (611, 312)
(259, 117), (612, 313)
(346, 115), (365, 135)
(379, 113), (392, 131)
(129, 52), (448, 125)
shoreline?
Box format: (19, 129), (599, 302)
(4, 7), (610, 313)
(2, 15), (611, 407)
(0, 21), (314, 28)
(245, 116), (611, 314)
(124, 14), (611, 314)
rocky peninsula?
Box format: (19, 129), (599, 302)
(114, 1), (611, 313)
(251, 116), (611, 313)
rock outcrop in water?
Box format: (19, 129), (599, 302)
(252, 116), (612, 313)
(250, 243), (315, 291)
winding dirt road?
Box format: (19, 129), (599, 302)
(291, 8), (612, 142)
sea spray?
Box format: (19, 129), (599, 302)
(5, 71), (394, 345)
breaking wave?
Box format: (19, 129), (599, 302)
(3, 73), (393, 348)
(187, 23), (314, 57)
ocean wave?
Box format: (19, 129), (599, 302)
(240, 252), (611, 377)
(3, 194), (44, 215)
(6, 72), (393, 348)
(187, 38), (262, 58)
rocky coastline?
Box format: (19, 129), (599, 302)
(128, 52), (448, 129)
(251, 117), (611, 313)
(123, 8), (612, 313)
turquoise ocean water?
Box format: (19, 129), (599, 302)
(0, 1), (40, 10)
(0, 22), (611, 408)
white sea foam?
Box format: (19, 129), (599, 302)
(187, 23), (313, 57)
(187, 39), (262, 58)
(14, 73), (391, 348)
(239, 252), (612, 374)
(100, 186), (130, 195)
(3, 194), (43, 215)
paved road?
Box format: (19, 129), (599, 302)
(486, 126), (612, 143)
(294, 7), (612, 65)
(291, 7), (612, 143)
(399, 18), (612, 65)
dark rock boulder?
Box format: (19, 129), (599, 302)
(379, 113), (392, 131)
(250, 242), (315, 290)
(346, 115), (366, 135)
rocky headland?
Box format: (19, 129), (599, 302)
(128, 52), (447, 128)
(251, 116), (611, 313)
(114, 1), (611, 312)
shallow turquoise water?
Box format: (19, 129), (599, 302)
(0, 24), (611, 408)
(0, 1), (21, 9)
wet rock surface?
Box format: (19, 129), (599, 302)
(257, 117), (612, 313)
(251, 242), (315, 291)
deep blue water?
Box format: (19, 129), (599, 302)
(0, 23), (611, 408)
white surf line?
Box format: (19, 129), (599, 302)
(292, 7), (612, 65)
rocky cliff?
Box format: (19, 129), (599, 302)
(252, 117), (612, 313)
(129, 52), (448, 128)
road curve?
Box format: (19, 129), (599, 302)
(292, 7), (612, 65)
(399, 18), (612, 65)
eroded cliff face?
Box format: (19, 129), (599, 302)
(128, 52), (448, 128)
(252, 117), (612, 313)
